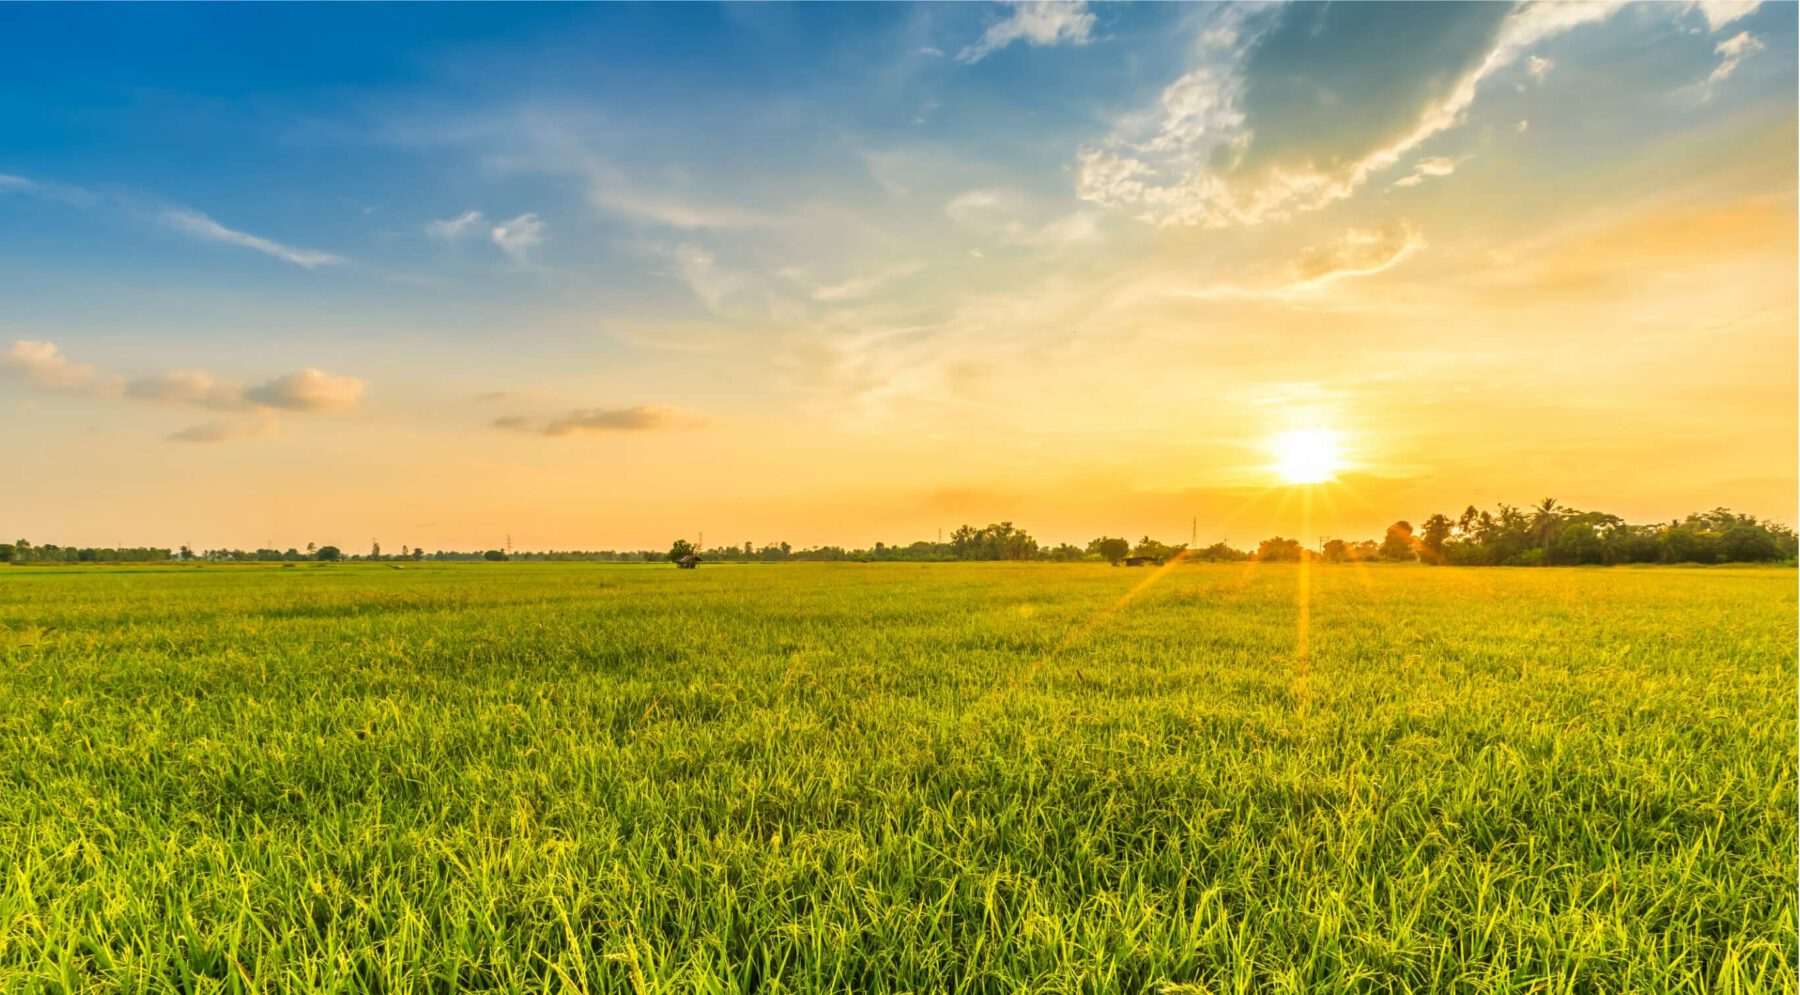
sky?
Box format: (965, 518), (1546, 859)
(1, 1), (1794, 553)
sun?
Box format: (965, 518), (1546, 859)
(1271, 428), (1343, 484)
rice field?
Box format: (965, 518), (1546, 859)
(0, 561), (1793, 993)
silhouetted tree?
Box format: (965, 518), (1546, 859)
(1379, 522), (1416, 562)
(1087, 536), (1130, 565)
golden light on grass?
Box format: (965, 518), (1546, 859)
(1270, 428), (1344, 485)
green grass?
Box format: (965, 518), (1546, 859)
(0, 562), (1793, 993)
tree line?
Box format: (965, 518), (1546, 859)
(1258, 503), (1796, 566)
(4, 501), (1792, 567)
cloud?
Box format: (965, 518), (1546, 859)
(1692, 0), (1762, 31)
(489, 212), (545, 260)
(808, 262), (925, 303)
(1392, 156), (1460, 189)
(1707, 30), (1763, 86)
(158, 207), (344, 269)
(958, 1), (1095, 63)
(426, 209), (484, 238)
(124, 369), (244, 409)
(1290, 222), (1425, 287)
(242, 368), (366, 412)
(0, 340), (114, 393)
(944, 188), (1103, 249)
(584, 164), (771, 230)
(495, 405), (703, 437)
(2, 341), (365, 439)
(167, 419), (275, 444)
(1077, 2), (1625, 227)
(1526, 54), (1554, 80)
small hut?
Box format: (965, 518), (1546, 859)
(677, 554), (701, 569)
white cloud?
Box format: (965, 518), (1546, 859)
(1078, 2), (1626, 227)
(1526, 55), (1555, 80)
(944, 188), (1103, 249)
(426, 210), (484, 238)
(1692, 0), (1762, 31)
(0, 340), (113, 393)
(159, 207), (344, 269)
(958, 1), (1095, 63)
(1707, 30), (1763, 86)
(242, 368), (366, 412)
(1290, 222), (1425, 288)
(489, 213), (545, 260)
(1392, 156), (1460, 189)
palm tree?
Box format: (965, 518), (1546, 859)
(1531, 497), (1561, 549)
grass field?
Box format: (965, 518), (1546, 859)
(0, 562), (1793, 993)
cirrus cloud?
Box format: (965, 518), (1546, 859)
(1076, 2), (1628, 228)
(958, 1), (1095, 64)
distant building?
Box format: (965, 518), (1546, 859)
(1121, 555), (1163, 567)
(677, 554), (700, 569)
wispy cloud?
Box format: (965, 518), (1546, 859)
(958, 1), (1095, 63)
(426, 209), (484, 238)
(1290, 222), (1425, 288)
(1706, 30), (1763, 87)
(489, 212), (545, 261)
(1392, 156), (1460, 189)
(167, 418), (277, 444)
(494, 404), (703, 437)
(159, 207), (344, 269)
(2, 171), (342, 268)
(1077, 3), (1626, 227)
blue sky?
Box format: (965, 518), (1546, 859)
(1, 2), (1794, 550)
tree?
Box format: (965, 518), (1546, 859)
(1530, 498), (1562, 549)
(1321, 539), (1349, 563)
(1191, 541), (1248, 562)
(483, 549), (508, 561)
(1378, 522), (1416, 562)
(1132, 536), (1180, 562)
(1719, 523), (1780, 562)
(1257, 537), (1304, 562)
(1419, 514), (1453, 564)
(1087, 536), (1130, 565)
(315, 545), (341, 562)
(411, 546), (425, 561)
(668, 539), (696, 563)
(306, 542), (317, 557)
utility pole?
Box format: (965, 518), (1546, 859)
(1191, 517), (1197, 548)
(505, 533), (512, 555)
